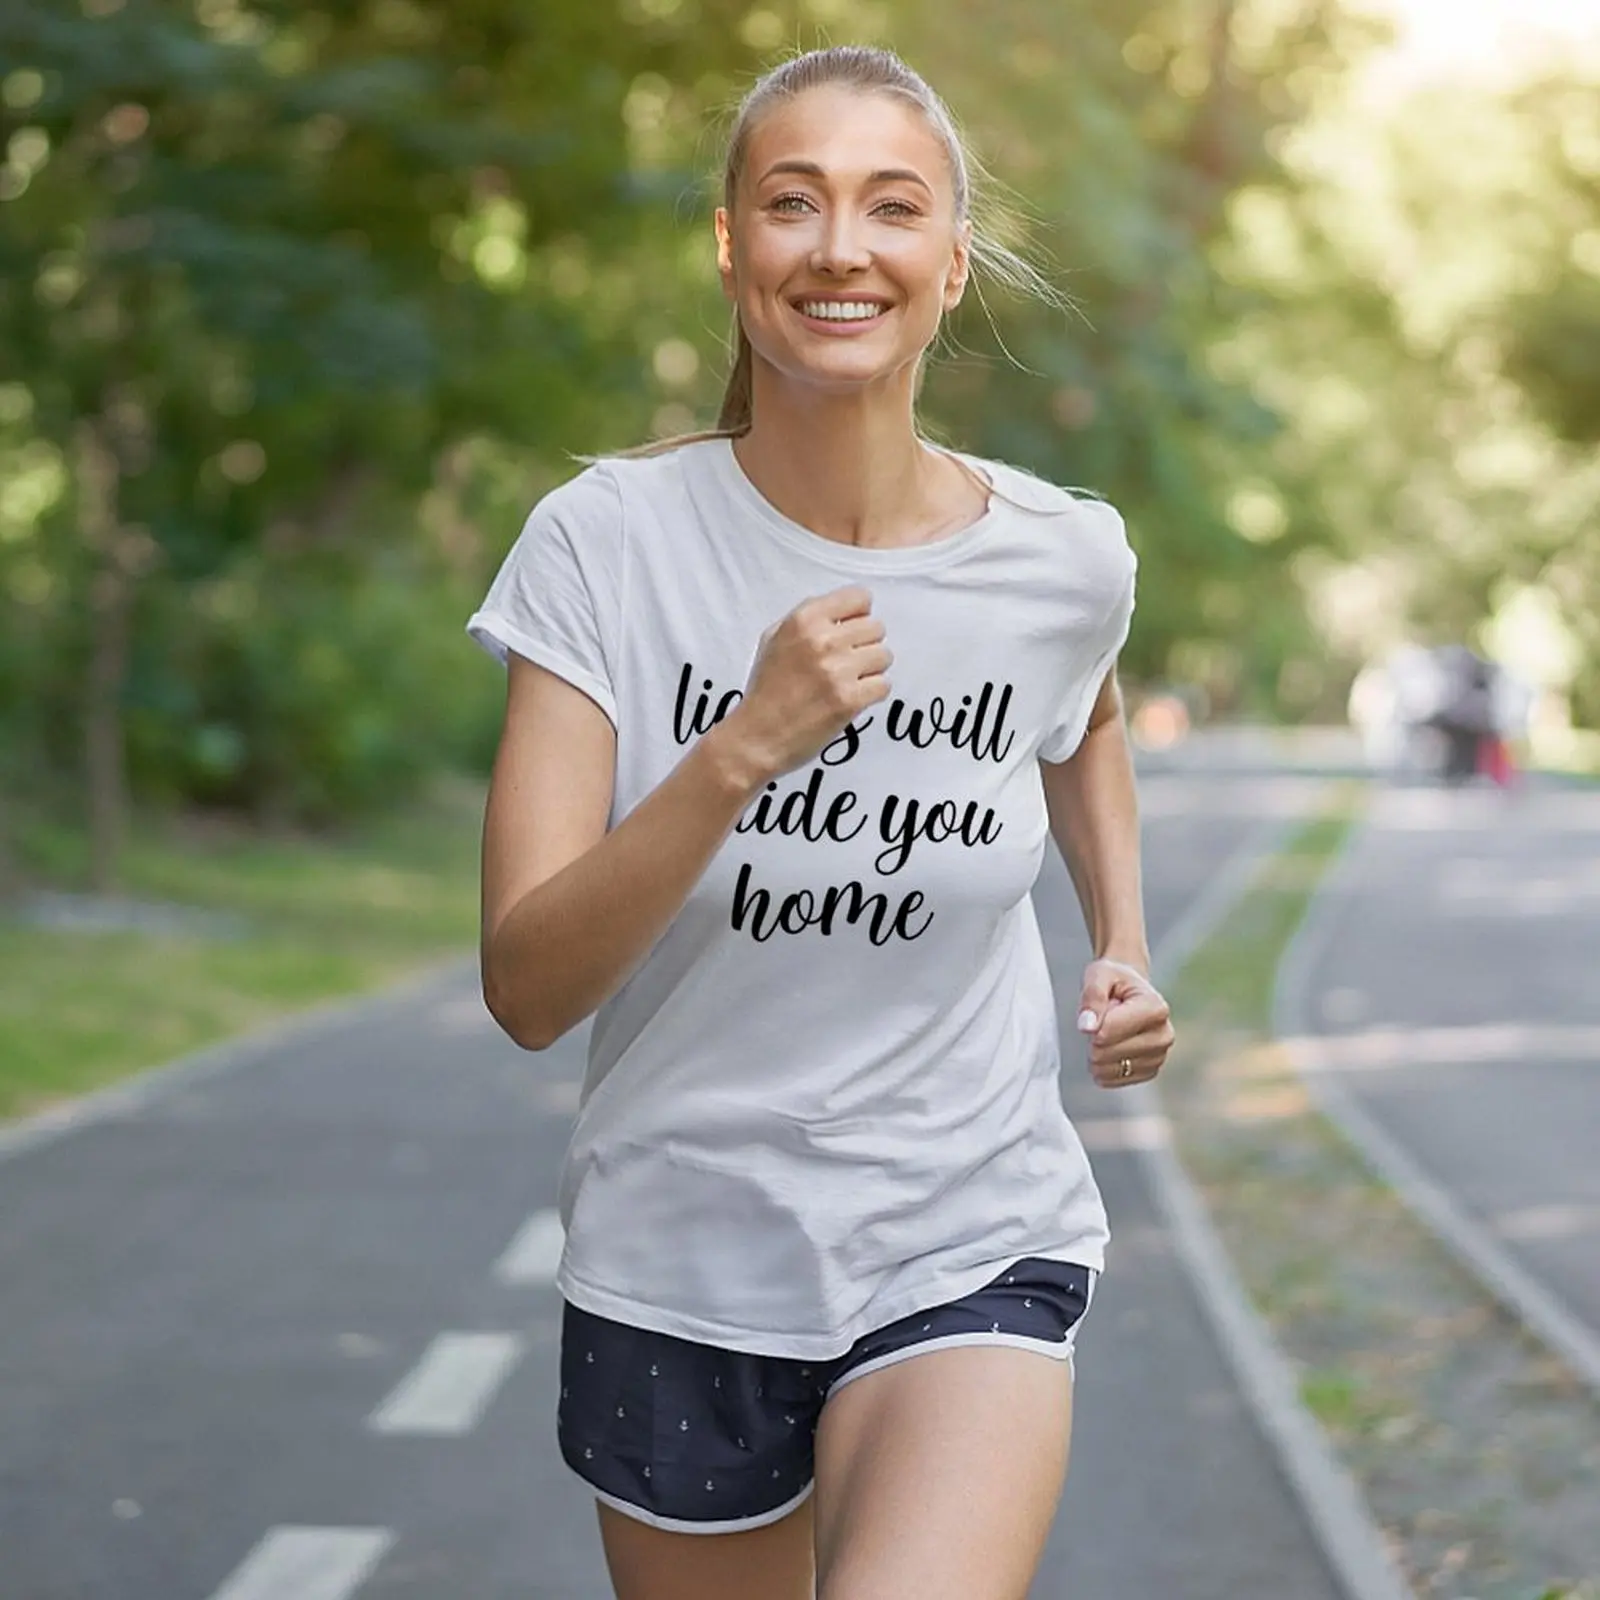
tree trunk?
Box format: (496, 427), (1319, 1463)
(76, 416), (157, 897)
(0, 787), (16, 906)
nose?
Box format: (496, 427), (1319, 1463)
(810, 206), (871, 276)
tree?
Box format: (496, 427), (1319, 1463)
(0, 0), (762, 874)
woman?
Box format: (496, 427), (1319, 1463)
(468, 44), (1174, 1600)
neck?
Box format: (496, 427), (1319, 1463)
(732, 361), (959, 549)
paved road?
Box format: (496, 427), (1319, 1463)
(1293, 780), (1600, 1347)
(0, 770), (1346, 1600)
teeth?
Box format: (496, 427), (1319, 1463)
(800, 301), (885, 321)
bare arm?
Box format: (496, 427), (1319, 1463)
(479, 656), (768, 1049)
(480, 587), (891, 1050)
(1040, 667), (1149, 976)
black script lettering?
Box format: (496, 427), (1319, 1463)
(819, 716), (875, 767)
(778, 889), (817, 934)
(969, 680), (1017, 762)
(888, 889), (934, 941)
(884, 680), (1016, 764)
(673, 663), (744, 746)
(875, 793), (1004, 875)
(731, 863), (935, 945)
(885, 694), (944, 750)
(735, 767), (866, 843)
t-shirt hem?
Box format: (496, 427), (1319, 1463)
(465, 610), (619, 728)
(556, 1240), (1109, 1362)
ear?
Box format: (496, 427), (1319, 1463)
(943, 217), (973, 312)
(715, 207), (736, 300)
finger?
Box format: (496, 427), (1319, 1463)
(1096, 1020), (1176, 1071)
(1091, 1000), (1165, 1049)
(1091, 1027), (1175, 1084)
(1091, 1052), (1162, 1088)
(1100, 1068), (1158, 1090)
(820, 585), (874, 622)
(1077, 963), (1123, 1035)
(1091, 1044), (1159, 1078)
(834, 615), (888, 649)
(851, 643), (893, 680)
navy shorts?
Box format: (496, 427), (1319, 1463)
(557, 1256), (1096, 1534)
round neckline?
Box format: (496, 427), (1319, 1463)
(705, 436), (1001, 573)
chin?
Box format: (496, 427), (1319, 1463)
(771, 343), (926, 395)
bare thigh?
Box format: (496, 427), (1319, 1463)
(596, 1494), (815, 1600)
(811, 1345), (1075, 1600)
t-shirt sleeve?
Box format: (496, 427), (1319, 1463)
(1037, 504), (1138, 764)
(464, 465), (624, 727)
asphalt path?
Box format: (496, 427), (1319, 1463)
(0, 768), (1347, 1600)
(1291, 780), (1600, 1359)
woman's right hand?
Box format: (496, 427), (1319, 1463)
(724, 585), (893, 781)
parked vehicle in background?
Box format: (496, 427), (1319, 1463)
(1348, 645), (1533, 785)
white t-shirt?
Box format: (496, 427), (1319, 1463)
(466, 436), (1137, 1359)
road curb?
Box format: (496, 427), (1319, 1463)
(0, 952), (480, 1167)
(1273, 792), (1600, 1399)
(1130, 805), (1417, 1600)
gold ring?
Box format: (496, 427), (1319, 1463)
(1118, 1059), (1133, 1079)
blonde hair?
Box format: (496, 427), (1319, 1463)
(605, 44), (1076, 463)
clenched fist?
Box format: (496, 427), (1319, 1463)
(1077, 959), (1175, 1088)
(725, 586), (893, 782)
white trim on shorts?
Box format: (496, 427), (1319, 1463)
(823, 1264), (1098, 1401)
(589, 1476), (815, 1536)
(822, 1327), (1080, 1401)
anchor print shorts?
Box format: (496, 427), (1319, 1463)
(556, 1256), (1097, 1533)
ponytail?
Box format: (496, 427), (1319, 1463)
(716, 321), (755, 435)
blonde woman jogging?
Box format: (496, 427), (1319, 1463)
(468, 44), (1174, 1600)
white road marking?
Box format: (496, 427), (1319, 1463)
(493, 1208), (564, 1284)
(206, 1526), (394, 1600)
(367, 1332), (525, 1436)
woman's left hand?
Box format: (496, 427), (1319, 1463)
(1076, 959), (1175, 1089)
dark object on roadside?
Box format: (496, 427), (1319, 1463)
(1424, 646), (1509, 786)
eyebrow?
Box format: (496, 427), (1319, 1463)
(755, 159), (934, 196)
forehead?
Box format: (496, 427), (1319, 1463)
(741, 85), (953, 195)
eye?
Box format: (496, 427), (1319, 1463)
(769, 191), (815, 213)
(874, 198), (921, 219)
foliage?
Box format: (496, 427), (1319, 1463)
(0, 0), (1595, 862)
(1216, 52), (1600, 724)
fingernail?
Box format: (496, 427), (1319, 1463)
(1077, 1010), (1099, 1033)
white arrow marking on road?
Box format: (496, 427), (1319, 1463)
(493, 1207), (565, 1284)
(367, 1332), (525, 1436)
(206, 1527), (394, 1600)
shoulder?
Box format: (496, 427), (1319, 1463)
(536, 440), (721, 529)
(568, 437), (716, 498)
(526, 458), (625, 529)
(512, 458), (640, 568)
(966, 453), (1135, 571)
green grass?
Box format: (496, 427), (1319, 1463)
(1159, 783), (1600, 1599)
(0, 775), (483, 1122)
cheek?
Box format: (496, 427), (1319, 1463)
(885, 235), (957, 292)
(736, 227), (806, 292)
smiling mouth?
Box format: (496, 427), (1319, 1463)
(793, 298), (892, 324)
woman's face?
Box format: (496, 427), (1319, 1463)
(716, 86), (971, 400)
